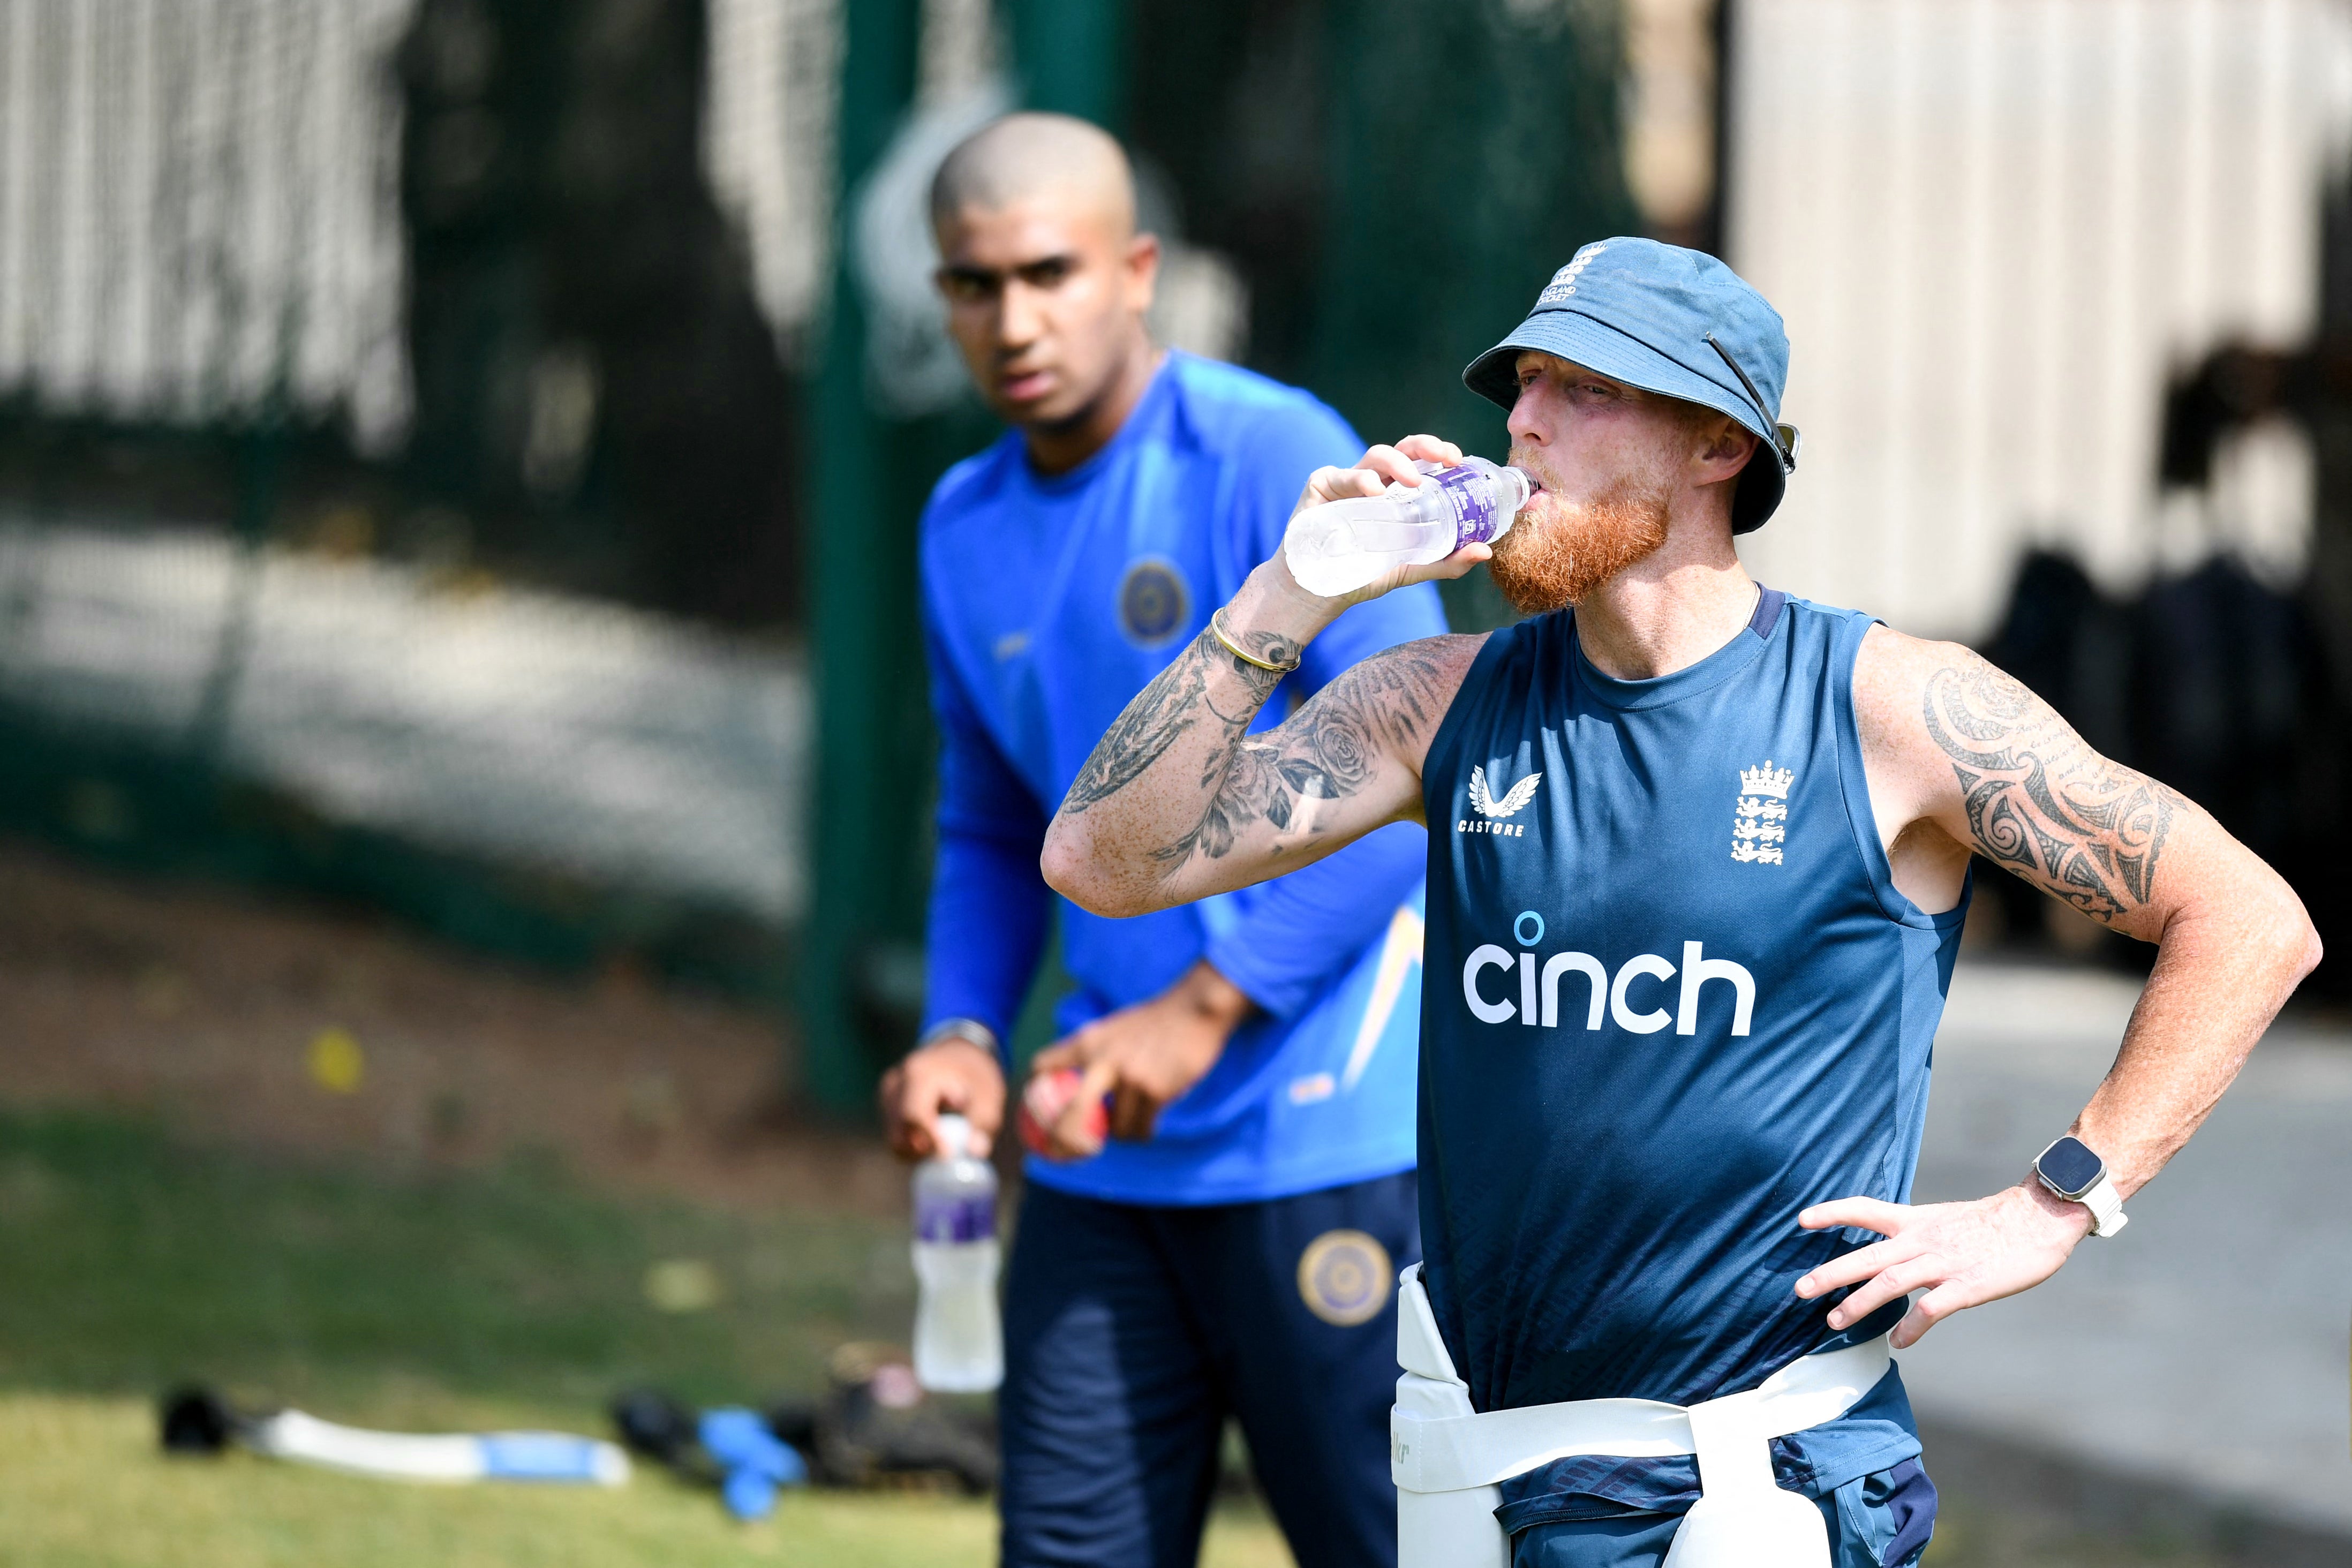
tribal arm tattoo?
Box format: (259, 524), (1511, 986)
(1923, 658), (2190, 924)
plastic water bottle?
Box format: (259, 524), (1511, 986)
(1283, 456), (1533, 598)
(910, 1113), (1002, 1393)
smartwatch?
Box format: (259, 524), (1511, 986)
(2032, 1135), (2129, 1238)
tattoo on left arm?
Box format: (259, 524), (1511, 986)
(1923, 660), (2188, 923)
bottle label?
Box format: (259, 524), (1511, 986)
(1434, 464), (1506, 544)
(915, 1191), (997, 1243)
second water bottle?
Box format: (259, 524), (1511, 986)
(910, 1113), (1002, 1393)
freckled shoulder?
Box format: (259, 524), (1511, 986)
(1851, 625), (1964, 785)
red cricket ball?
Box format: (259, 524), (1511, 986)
(1016, 1066), (1108, 1160)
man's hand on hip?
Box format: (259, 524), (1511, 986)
(879, 1035), (1004, 1162)
(1028, 959), (1255, 1156)
(1793, 1184), (2093, 1350)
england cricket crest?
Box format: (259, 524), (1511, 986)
(1731, 761), (1793, 865)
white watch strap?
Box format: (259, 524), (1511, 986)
(2079, 1173), (2129, 1238)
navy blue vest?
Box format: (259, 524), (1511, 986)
(1418, 591), (1967, 1433)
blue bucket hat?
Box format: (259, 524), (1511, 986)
(1461, 237), (1798, 534)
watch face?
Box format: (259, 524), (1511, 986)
(2037, 1136), (2105, 1199)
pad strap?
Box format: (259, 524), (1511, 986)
(1390, 1266), (1893, 1495)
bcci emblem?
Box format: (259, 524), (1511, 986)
(1117, 556), (1191, 649)
(1296, 1229), (1392, 1328)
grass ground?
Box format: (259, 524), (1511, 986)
(0, 1111), (884, 1409)
(0, 1109), (1291, 1567)
(0, 1393), (1292, 1568)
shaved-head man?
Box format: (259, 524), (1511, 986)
(931, 109), (1136, 229)
(877, 113), (1447, 1566)
(927, 113), (1153, 462)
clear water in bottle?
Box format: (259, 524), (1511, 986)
(910, 1113), (1002, 1393)
(1283, 456), (1533, 598)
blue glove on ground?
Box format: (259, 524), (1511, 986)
(698, 1407), (809, 1520)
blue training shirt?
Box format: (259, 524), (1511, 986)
(919, 351), (1449, 1206)
(1417, 591), (1968, 1528)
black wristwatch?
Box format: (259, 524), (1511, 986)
(2032, 1135), (2129, 1238)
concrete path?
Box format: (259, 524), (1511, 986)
(0, 518), (808, 921)
(1903, 958), (2352, 1536)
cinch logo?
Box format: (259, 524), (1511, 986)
(1458, 764), (1540, 837)
(1460, 912), (1754, 1036)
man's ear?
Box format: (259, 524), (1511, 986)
(1124, 231), (1162, 314)
(1695, 417), (1758, 481)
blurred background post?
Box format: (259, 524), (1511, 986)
(801, 0), (926, 1115)
(0, 1), (2346, 1564)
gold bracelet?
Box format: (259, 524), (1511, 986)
(1208, 607), (1301, 673)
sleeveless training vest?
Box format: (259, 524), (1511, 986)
(1416, 590), (1969, 1421)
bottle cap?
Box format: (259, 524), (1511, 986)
(1496, 466), (1533, 537)
(933, 1113), (971, 1159)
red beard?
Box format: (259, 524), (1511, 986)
(1487, 468), (1674, 616)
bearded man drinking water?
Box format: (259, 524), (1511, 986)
(1038, 238), (2319, 1568)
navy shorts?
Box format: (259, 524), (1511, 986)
(998, 1170), (1420, 1568)
(1511, 1461), (1938, 1568)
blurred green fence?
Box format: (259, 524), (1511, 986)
(0, 0), (806, 997)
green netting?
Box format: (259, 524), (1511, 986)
(1125, 0), (1637, 627)
(0, 0), (806, 996)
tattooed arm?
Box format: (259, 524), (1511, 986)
(1794, 628), (2320, 1348)
(1044, 438), (1491, 919)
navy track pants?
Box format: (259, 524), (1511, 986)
(998, 1170), (1419, 1568)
